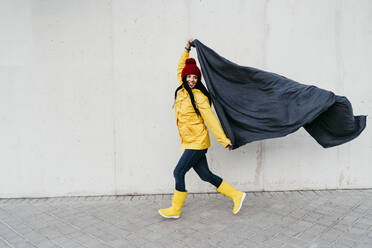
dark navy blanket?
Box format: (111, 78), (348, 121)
(192, 39), (366, 149)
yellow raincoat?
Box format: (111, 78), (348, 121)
(175, 51), (231, 150)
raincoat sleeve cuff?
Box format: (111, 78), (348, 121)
(223, 139), (232, 148)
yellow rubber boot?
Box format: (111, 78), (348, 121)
(217, 180), (246, 214)
(158, 190), (188, 219)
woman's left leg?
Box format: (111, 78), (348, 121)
(193, 150), (223, 188)
(193, 150), (247, 215)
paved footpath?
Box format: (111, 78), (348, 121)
(1, 189), (372, 248)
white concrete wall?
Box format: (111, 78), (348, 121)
(0, 0), (371, 198)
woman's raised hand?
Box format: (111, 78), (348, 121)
(185, 39), (194, 50)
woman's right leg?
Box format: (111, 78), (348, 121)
(158, 149), (204, 218)
(173, 149), (205, 192)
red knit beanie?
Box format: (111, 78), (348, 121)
(181, 58), (202, 80)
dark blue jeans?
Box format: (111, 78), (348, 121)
(173, 149), (223, 192)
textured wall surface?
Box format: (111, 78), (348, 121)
(0, 0), (370, 198)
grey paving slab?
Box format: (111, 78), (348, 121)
(0, 189), (372, 248)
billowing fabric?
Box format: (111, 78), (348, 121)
(175, 51), (231, 151)
(192, 39), (367, 149)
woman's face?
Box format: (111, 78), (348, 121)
(186, 74), (198, 89)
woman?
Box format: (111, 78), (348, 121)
(158, 39), (246, 219)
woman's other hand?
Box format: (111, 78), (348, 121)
(225, 143), (233, 151)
